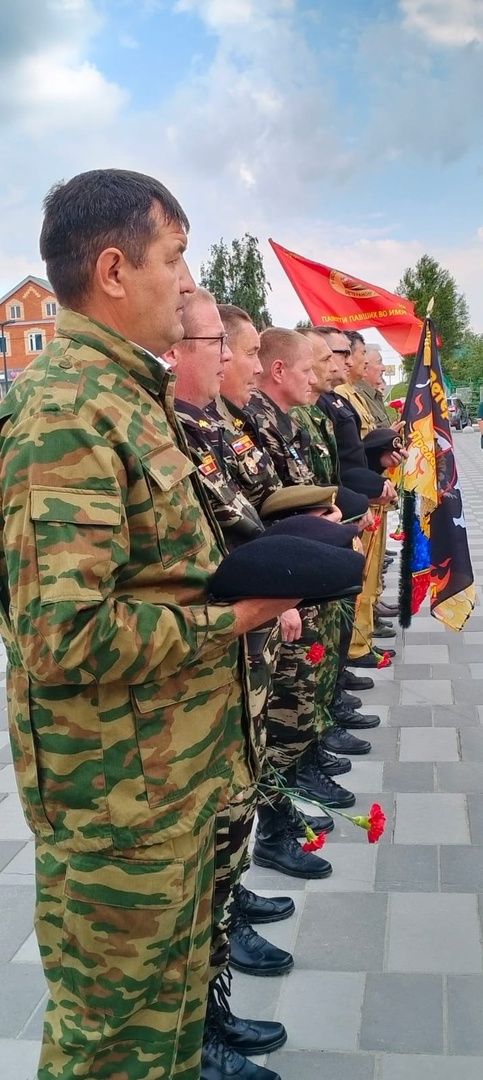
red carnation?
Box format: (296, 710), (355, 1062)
(388, 398), (405, 412)
(376, 651), (392, 669)
(389, 530), (406, 541)
(306, 642), (326, 665)
(365, 514), (382, 534)
(367, 803), (386, 843)
(302, 830), (326, 853)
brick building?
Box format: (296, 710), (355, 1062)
(0, 276), (58, 394)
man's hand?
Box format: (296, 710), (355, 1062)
(309, 505), (343, 524)
(232, 597), (302, 636)
(377, 479), (397, 505)
(280, 608), (303, 642)
(358, 508), (374, 532)
(391, 420), (405, 433)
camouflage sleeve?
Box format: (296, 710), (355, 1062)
(252, 420), (292, 487)
(1, 414), (237, 686)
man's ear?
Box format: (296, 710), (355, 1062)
(164, 347), (178, 370)
(271, 358), (285, 384)
(95, 247), (127, 299)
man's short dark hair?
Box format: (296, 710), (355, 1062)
(299, 325), (341, 339)
(40, 169), (190, 307)
(217, 304), (254, 339)
(346, 330), (365, 349)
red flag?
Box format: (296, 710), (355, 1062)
(269, 239), (423, 355)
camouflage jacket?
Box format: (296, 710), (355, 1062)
(0, 310), (253, 852)
(335, 382), (375, 439)
(175, 398), (264, 549)
(247, 390), (314, 487)
(356, 382), (390, 428)
(290, 405), (340, 485)
(209, 396), (281, 512)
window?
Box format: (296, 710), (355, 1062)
(44, 301), (57, 317)
(9, 304), (22, 320)
(0, 334), (10, 357)
(28, 332), (44, 352)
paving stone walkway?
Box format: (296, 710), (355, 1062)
(1, 427), (483, 1079)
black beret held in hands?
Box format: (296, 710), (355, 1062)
(262, 514), (359, 549)
(362, 428), (402, 454)
(259, 484), (338, 519)
(335, 485), (369, 522)
(208, 534), (365, 603)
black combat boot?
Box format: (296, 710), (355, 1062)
(201, 985), (282, 1080)
(229, 886), (294, 976)
(236, 883), (295, 924)
(317, 745), (352, 776)
(252, 800), (332, 880)
(212, 970), (287, 1055)
(295, 743), (356, 808)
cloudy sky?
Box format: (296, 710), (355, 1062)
(1, 0), (482, 361)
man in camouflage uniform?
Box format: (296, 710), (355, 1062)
(289, 328), (380, 752)
(0, 170), (294, 1080)
(247, 328), (360, 871)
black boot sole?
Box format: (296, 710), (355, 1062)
(229, 955), (294, 976)
(319, 762), (353, 776)
(252, 853), (333, 880)
(294, 786), (356, 809)
(227, 1030), (288, 1056)
(321, 743), (371, 756)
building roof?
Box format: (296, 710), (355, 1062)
(0, 275), (53, 306)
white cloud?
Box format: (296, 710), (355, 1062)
(0, 1), (127, 134)
(174, 0), (295, 30)
(400, 0), (483, 45)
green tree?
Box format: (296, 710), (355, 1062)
(450, 331), (483, 385)
(200, 233), (272, 330)
(396, 254), (469, 375)
(295, 318), (311, 329)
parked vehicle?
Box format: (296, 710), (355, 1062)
(447, 396), (472, 430)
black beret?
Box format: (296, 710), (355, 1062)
(208, 534), (364, 603)
(362, 428), (402, 454)
(335, 485), (369, 522)
(342, 466), (385, 500)
(262, 514), (359, 549)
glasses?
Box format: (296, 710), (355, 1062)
(331, 348), (351, 358)
(183, 333), (228, 358)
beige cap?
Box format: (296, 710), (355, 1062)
(260, 484), (338, 519)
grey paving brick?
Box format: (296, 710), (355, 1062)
(0, 885), (35, 962)
(20, 993), (48, 1039)
(0, 841), (25, 872)
(431, 663), (471, 680)
(357, 729), (398, 761)
(380, 1055), (483, 1080)
(433, 704), (479, 726)
(449, 644), (483, 663)
(387, 892), (482, 972)
(453, 679), (483, 703)
(242, 864), (307, 893)
(392, 664), (431, 680)
(354, 683), (400, 705)
(295, 893), (387, 971)
(394, 793), (469, 844)
(400, 680), (453, 705)
(447, 975), (483, 1053)
(399, 633), (432, 646)
(437, 762), (483, 792)
(403, 645), (449, 664)
(229, 969), (284, 1024)
(0, 964), (47, 1037)
(0, 1040), (41, 1080)
(360, 974), (443, 1053)
(440, 845), (483, 891)
(306, 844), (377, 893)
(387, 706), (432, 727)
(268, 1051), (375, 1080)
(460, 729), (483, 761)
(375, 844), (438, 891)
(467, 794), (483, 843)
(399, 727), (459, 762)
(383, 763), (434, 792)
(0, 744), (12, 764)
(276, 970), (365, 1051)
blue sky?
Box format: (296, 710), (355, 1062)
(1, 0), (482, 360)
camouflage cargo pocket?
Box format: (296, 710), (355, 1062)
(61, 851), (184, 1018)
(30, 486), (122, 603)
(7, 667), (53, 838)
(142, 443), (206, 569)
(131, 661), (233, 809)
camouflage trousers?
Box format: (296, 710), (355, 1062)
(314, 601), (342, 731)
(35, 818), (215, 1080)
(265, 604), (325, 770)
(210, 633), (273, 981)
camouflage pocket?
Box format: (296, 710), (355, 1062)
(131, 661), (233, 809)
(7, 667), (53, 838)
(30, 486), (122, 604)
(142, 444), (206, 569)
(61, 851), (184, 1018)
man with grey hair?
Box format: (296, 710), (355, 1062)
(357, 344), (391, 428)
